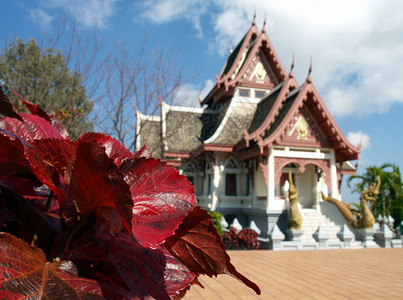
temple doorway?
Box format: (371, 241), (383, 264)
(277, 163), (326, 209)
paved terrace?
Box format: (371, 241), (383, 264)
(184, 248), (403, 299)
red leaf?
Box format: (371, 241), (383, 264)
(120, 157), (196, 247)
(164, 206), (261, 295)
(79, 132), (132, 166)
(70, 141), (133, 234)
(2, 189), (61, 257)
(0, 133), (31, 177)
(0, 232), (106, 299)
(0, 177), (39, 200)
(132, 145), (152, 160)
(0, 113), (65, 141)
(18, 95), (52, 122)
(17, 95), (69, 139)
(0, 87), (22, 121)
(96, 223), (196, 299)
(24, 138), (77, 215)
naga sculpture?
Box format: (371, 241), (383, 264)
(288, 172), (303, 230)
(322, 176), (381, 229)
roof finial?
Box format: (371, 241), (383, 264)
(253, 7), (256, 24)
(307, 55), (313, 83)
(262, 13), (267, 33)
(289, 53), (295, 78)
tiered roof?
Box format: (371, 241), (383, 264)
(201, 18), (287, 107)
(136, 17), (360, 166)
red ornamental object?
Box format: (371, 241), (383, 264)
(0, 88), (260, 299)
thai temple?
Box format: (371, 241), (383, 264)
(136, 16), (401, 249)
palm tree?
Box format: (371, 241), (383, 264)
(348, 163), (403, 228)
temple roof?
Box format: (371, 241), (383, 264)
(247, 81), (285, 134)
(136, 112), (163, 158)
(135, 17), (360, 165)
(201, 20), (287, 107)
(164, 108), (204, 152)
(204, 99), (257, 145)
(240, 75), (360, 162)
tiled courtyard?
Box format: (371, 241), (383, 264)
(184, 248), (403, 299)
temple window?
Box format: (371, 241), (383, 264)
(255, 91), (266, 98)
(239, 89), (250, 97)
(225, 173), (237, 196)
(183, 162), (202, 195)
(223, 157), (249, 196)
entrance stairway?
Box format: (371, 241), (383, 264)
(299, 209), (363, 249)
(300, 209), (341, 242)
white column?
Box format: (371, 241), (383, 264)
(329, 150), (339, 199)
(211, 157), (221, 211)
(267, 147), (275, 211)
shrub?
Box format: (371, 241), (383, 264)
(223, 227), (240, 249)
(0, 88), (260, 298)
(208, 211), (224, 236)
(238, 228), (260, 249)
(223, 227), (260, 250)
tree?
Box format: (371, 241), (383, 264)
(0, 38), (93, 140)
(348, 163), (403, 228)
(2, 14), (191, 150)
(99, 40), (189, 152)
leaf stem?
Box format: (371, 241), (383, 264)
(44, 191), (54, 212)
(55, 213), (81, 259)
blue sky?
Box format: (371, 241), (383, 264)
(1, 0), (403, 202)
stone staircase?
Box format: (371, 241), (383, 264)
(299, 209), (364, 248)
(300, 209), (342, 242)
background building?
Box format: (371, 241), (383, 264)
(136, 17), (360, 241)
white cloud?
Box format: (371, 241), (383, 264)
(137, 0), (403, 117)
(29, 8), (53, 29)
(171, 80), (214, 107)
(138, 0), (209, 37)
(43, 0), (119, 28)
(347, 131), (370, 150)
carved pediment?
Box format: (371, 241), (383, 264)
(282, 105), (328, 145)
(237, 51), (279, 86)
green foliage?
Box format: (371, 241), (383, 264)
(208, 211), (224, 236)
(0, 38), (93, 139)
(348, 163), (403, 227)
(350, 202), (362, 215)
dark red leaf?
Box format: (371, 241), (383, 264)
(0, 87), (22, 121)
(19, 95), (52, 122)
(164, 206), (261, 295)
(96, 223), (196, 299)
(0, 113), (65, 141)
(132, 145), (152, 160)
(50, 119), (70, 139)
(0, 133), (31, 177)
(2, 189), (60, 257)
(70, 141), (133, 235)
(0, 232), (106, 299)
(24, 138), (77, 215)
(17, 96), (70, 139)
(120, 157), (196, 247)
(79, 132), (132, 166)
(63, 231), (130, 292)
(0, 177), (42, 200)
(162, 248), (199, 298)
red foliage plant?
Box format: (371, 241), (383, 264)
(0, 87), (260, 299)
(238, 228), (260, 250)
(223, 227), (260, 250)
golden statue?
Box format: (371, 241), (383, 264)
(288, 172), (303, 230)
(322, 176), (381, 229)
